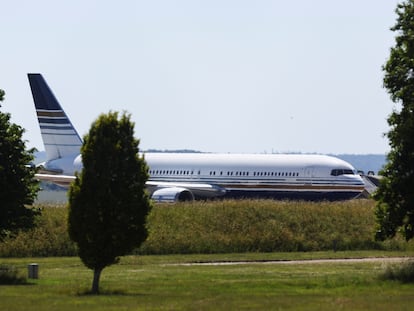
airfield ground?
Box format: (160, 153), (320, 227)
(1, 253), (414, 310)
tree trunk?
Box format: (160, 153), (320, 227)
(91, 268), (103, 294)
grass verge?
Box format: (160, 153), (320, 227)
(1, 253), (414, 310)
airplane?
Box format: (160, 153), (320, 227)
(28, 73), (366, 202)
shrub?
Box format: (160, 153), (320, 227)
(0, 265), (27, 285)
(380, 260), (414, 283)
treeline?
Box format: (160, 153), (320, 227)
(0, 200), (411, 257)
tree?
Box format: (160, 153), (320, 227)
(375, 0), (414, 241)
(0, 91), (40, 239)
(68, 111), (151, 294)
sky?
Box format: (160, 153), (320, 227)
(0, 0), (402, 155)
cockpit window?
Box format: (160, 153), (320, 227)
(331, 169), (355, 176)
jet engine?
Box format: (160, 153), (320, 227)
(151, 187), (195, 203)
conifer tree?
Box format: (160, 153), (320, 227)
(68, 111), (151, 294)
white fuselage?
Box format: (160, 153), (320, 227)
(144, 153), (365, 201)
(39, 152), (365, 201)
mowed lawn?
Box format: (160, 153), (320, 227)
(1, 253), (414, 310)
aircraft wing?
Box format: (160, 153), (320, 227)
(35, 173), (76, 188)
(146, 181), (226, 199)
(35, 173), (226, 201)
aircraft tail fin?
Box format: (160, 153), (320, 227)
(28, 73), (83, 161)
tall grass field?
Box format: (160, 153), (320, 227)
(0, 199), (412, 257)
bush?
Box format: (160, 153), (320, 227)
(0, 265), (27, 285)
(380, 260), (414, 283)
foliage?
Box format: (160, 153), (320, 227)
(68, 111), (151, 294)
(0, 264), (27, 285)
(375, 0), (414, 241)
(0, 89), (4, 102)
(380, 260), (414, 283)
(0, 99), (40, 240)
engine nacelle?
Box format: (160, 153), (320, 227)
(151, 187), (195, 203)
(73, 154), (83, 173)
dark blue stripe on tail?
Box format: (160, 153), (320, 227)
(28, 74), (63, 111)
(38, 117), (70, 124)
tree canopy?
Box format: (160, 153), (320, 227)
(68, 111), (151, 294)
(375, 0), (414, 241)
(0, 91), (40, 239)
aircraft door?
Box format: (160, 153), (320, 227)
(304, 166), (314, 184)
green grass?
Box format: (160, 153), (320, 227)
(1, 253), (414, 310)
(2, 200), (414, 309)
